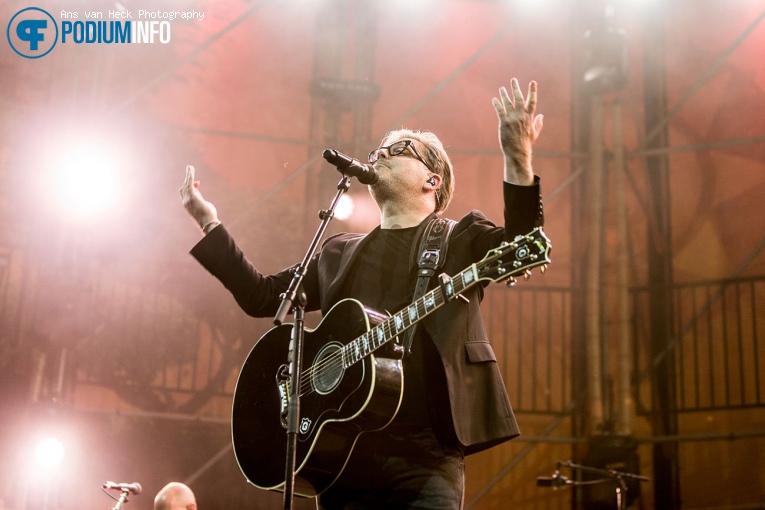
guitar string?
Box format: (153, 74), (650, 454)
(297, 304), (427, 398)
(296, 239), (544, 397)
(293, 233), (549, 397)
(296, 287), (445, 397)
(292, 233), (549, 396)
(296, 279), (458, 398)
(297, 312), (413, 397)
(295, 239), (540, 396)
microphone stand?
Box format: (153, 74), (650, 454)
(273, 174), (352, 510)
(109, 489), (131, 510)
(554, 460), (650, 510)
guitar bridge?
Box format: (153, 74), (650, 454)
(276, 364), (290, 429)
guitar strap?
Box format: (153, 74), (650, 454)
(402, 217), (457, 356)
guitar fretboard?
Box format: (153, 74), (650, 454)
(335, 228), (550, 369)
(340, 264), (479, 367)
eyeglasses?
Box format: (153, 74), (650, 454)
(368, 139), (430, 169)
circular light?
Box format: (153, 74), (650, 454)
(34, 437), (65, 469)
(53, 145), (120, 219)
(334, 194), (355, 221)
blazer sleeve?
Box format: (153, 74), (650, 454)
(189, 225), (322, 317)
(449, 176), (544, 265)
(503, 175), (544, 238)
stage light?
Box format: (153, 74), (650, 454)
(337, 192), (379, 231)
(34, 437), (65, 470)
(582, 7), (628, 94)
(334, 194), (355, 221)
(51, 143), (121, 220)
(33, 131), (127, 224)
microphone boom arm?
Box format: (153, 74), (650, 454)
(537, 460), (650, 510)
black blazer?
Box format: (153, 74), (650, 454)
(191, 179), (544, 455)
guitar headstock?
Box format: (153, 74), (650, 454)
(477, 228), (551, 285)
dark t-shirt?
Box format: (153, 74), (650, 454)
(338, 226), (432, 428)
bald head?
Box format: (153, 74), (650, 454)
(154, 482), (197, 510)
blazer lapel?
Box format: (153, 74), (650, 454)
(322, 229), (375, 309)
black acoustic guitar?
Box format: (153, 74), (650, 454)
(231, 228), (551, 497)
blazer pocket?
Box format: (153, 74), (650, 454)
(465, 341), (497, 363)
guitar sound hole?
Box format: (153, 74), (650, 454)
(312, 342), (344, 395)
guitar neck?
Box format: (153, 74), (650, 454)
(341, 264), (479, 368)
(340, 227), (551, 369)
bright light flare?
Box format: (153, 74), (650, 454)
(51, 144), (121, 220)
(35, 133), (127, 224)
(336, 192), (380, 231)
(334, 194), (355, 221)
(34, 437), (65, 470)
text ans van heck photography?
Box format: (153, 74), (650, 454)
(59, 9), (205, 44)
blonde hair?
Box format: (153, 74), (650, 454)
(382, 129), (455, 213)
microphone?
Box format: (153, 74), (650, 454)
(103, 481), (142, 494)
(536, 472), (569, 489)
(323, 149), (379, 185)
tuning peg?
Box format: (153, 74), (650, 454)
(506, 277), (517, 287)
(540, 265), (547, 274)
(524, 269), (532, 281)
